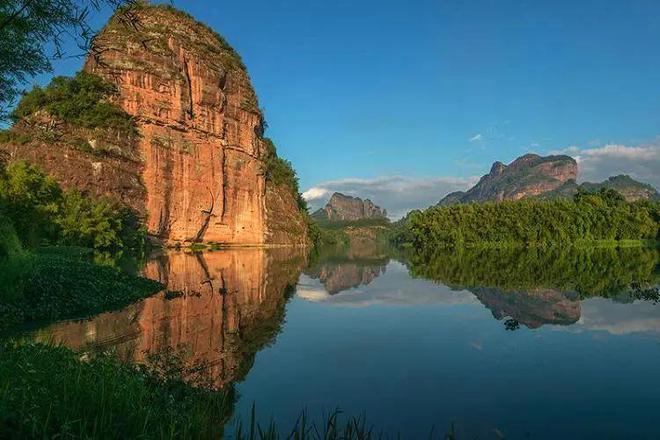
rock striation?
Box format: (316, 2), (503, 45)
(313, 192), (387, 221)
(1, 5), (308, 246)
(439, 153), (577, 205)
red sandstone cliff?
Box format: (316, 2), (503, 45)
(86, 5), (307, 245)
(1, 4), (308, 246)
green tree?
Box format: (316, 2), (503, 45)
(0, 0), (133, 119)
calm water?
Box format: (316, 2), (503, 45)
(31, 245), (660, 439)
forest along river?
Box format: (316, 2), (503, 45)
(28, 245), (660, 439)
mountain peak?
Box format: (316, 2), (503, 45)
(314, 192), (387, 221)
(439, 153), (578, 205)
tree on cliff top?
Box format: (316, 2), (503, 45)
(0, 0), (135, 121)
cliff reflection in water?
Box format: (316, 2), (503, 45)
(31, 248), (306, 388)
(404, 246), (659, 329)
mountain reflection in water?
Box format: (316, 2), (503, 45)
(27, 243), (660, 439)
(31, 248), (306, 388)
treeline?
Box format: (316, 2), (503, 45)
(393, 189), (660, 249)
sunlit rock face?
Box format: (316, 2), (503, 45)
(314, 193), (388, 221)
(31, 249), (306, 388)
(83, 5), (307, 245)
(470, 287), (581, 329)
(439, 154), (578, 205)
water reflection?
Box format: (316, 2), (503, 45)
(23, 241), (660, 438)
(31, 248), (306, 388)
(299, 245), (658, 330)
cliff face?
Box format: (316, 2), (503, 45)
(2, 5), (307, 246)
(86, 5), (308, 245)
(439, 154), (578, 206)
(313, 192), (387, 221)
(439, 153), (659, 206)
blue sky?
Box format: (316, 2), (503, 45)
(30, 0), (660, 217)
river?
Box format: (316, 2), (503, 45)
(29, 245), (660, 439)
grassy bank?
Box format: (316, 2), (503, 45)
(0, 342), (234, 439)
(0, 250), (162, 332)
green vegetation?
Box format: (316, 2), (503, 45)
(394, 189), (660, 249)
(0, 161), (145, 252)
(12, 71), (137, 136)
(308, 222), (350, 248)
(0, 251), (161, 332)
(0, 160), (158, 331)
(312, 217), (391, 230)
(261, 137), (307, 211)
(0, 0), (132, 119)
(402, 246), (659, 300)
(0, 130), (32, 145)
(0, 342), (234, 439)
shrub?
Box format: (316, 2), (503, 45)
(11, 72), (137, 137)
(261, 137), (307, 211)
(0, 342), (233, 439)
(0, 161), (145, 252)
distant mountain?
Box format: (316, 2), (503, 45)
(542, 175), (660, 202)
(439, 154), (577, 205)
(312, 192), (387, 221)
(439, 153), (659, 205)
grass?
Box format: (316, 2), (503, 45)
(0, 342), (234, 439)
(0, 250), (162, 332)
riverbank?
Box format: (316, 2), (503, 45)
(0, 248), (161, 332)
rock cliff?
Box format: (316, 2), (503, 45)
(439, 154), (577, 205)
(1, 4), (308, 246)
(439, 153), (658, 205)
(312, 192), (387, 221)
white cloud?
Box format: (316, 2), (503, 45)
(301, 187), (329, 201)
(551, 141), (660, 190)
(555, 297), (660, 335)
(302, 175), (478, 219)
(469, 133), (483, 143)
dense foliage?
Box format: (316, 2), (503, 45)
(0, 342), (234, 439)
(260, 137), (307, 211)
(394, 189), (660, 249)
(11, 71), (136, 136)
(0, 0), (131, 119)
(0, 161), (145, 252)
